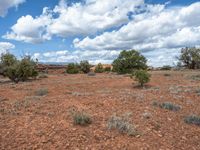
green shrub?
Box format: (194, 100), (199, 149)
(66, 63), (80, 74)
(131, 70), (151, 87)
(35, 88), (48, 96)
(0, 53), (38, 83)
(160, 65), (172, 70)
(104, 66), (111, 72)
(112, 50), (147, 74)
(80, 60), (91, 73)
(107, 113), (137, 136)
(73, 111), (92, 126)
(159, 102), (181, 111)
(95, 63), (104, 73)
(184, 115), (200, 126)
(153, 101), (181, 111)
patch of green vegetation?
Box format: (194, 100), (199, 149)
(72, 111), (92, 126)
(184, 115), (200, 126)
(107, 113), (137, 136)
(152, 101), (181, 111)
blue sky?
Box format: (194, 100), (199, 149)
(0, 0), (200, 66)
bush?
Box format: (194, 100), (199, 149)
(0, 54), (38, 83)
(153, 101), (181, 111)
(131, 70), (151, 87)
(159, 102), (181, 111)
(107, 113), (137, 136)
(73, 111), (92, 126)
(35, 88), (48, 96)
(66, 63), (80, 74)
(112, 50), (147, 74)
(178, 47), (200, 69)
(80, 60), (91, 73)
(160, 65), (172, 70)
(104, 66), (111, 72)
(184, 115), (200, 126)
(95, 63), (104, 73)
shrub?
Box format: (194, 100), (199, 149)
(184, 115), (200, 126)
(107, 113), (137, 136)
(95, 63), (104, 73)
(104, 66), (111, 72)
(112, 50), (147, 74)
(73, 111), (92, 126)
(160, 65), (172, 70)
(66, 63), (80, 74)
(35, 88), (48, 96)
(153, 101), (181, 111)
(159, 102), (181, 111)
(178, 47), (200, 69)
(80, 60), (91, 73)
(0, 53), (38, 83)
(17, 56), (38, 81)
(131, 70), (151, 87)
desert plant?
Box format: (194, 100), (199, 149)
(80, 60), (91, 73)
(160, 65), (172, 70)
(131, 70), (151, 87)
(73, 111), (92, 126)
(107, 113), (137, 136)
(104, 66), (111, 72)
(0, 54), (38, 83)
(184, 115), (200, 126)
(159, 102), (181, 111)
(112, 50), (147, 74)
(66, 63), (80, 74)
(35, 88), (48, 96)
(178, 47), (200, 69)
(95, 63), (104, 73)
(17, 56), (38, 81)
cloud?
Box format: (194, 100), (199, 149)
(4, 0), (144, 43)
(3, 7), (52, 43)
(74, 2), (200, 51)
(0, 0), (25, 17)
(4, 1), (200, 67)
(32, 49), (120, 64)
(0, 42), (15, 54)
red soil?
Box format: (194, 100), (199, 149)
(0, 71), (200, 149)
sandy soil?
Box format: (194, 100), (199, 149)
(0, 70), (200, 150)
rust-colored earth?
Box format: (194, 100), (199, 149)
(0, 70), (200, 149)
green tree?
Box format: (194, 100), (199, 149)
(66, 63), (80, 74)
(131, 70), (151, 87)
(80, 60), (91, 73)
(0, 53), (38, 83)
(178, 47), (200, 69)
(112, 50), (147, 74)
(95, 63), (104, 73)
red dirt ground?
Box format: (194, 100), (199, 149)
(0, 70), (200, 149)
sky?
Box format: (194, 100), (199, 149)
(0, 0), (200, 67)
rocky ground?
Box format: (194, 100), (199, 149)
(0, 70), (200, 149)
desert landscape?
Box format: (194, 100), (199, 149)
(1, 69), (200, 149)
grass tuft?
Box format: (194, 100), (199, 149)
(35, 88), (48, 96)
(107, 113), (137, 136)
(184, 115), (200, 126)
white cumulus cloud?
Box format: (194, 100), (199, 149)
(0, 0), (25, 17)
(0, 42), (15, 54)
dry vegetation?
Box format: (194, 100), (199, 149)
(0, 70), (200, 149)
